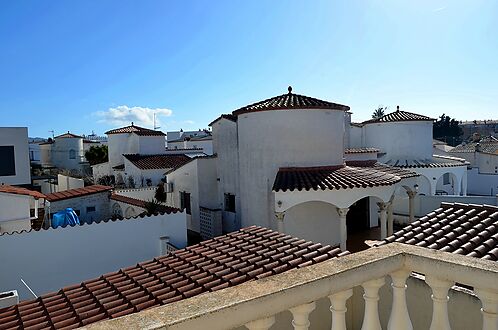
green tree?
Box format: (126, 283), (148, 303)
(372, 106), (387, 119)
(433, 114), (463, 146)
(84, 145), (108, 165)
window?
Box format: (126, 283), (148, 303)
(86, 206), (96, 213)
(180, 191), (191, 215)
(224, 193), (236, 213)
(443, 173), (450, 185)
(69, 149), (76, 159)
(0, 146), (16, 176)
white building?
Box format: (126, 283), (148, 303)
(167, 129), (213, 155)
(0, 127), (31, 186)
(349, 107), (469, 196)
(45, 185), (113, 224)
(0, 185), (45, 234)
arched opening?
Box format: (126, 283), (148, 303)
(346, 196), (383, 253)
(415, 175), (432, 196)
(436, 172), (458, 195)
(112, 203), (122, 218)
(284, 201), (340, 247)
(125, 206), (136, 218)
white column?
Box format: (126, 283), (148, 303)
(475, 289), (498, 330)
(245, 316), (276, 330)
(453, 175), (462, 196)
(337, 208), (349, 251)
(387, 202), (394, 236)
(289, 301), (316, 330)
(377, 202), (387, 239)
(406, 190), (417, 223)
(425, 276), (454, 330)
(361, 277), (385, 330)
(388, 270), (413, 330)
(275, 212), (285, 233)
(462, 172), (468, 196)
(329, 289), (353, 330)
(34, 198), (39, 219)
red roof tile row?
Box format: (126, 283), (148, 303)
(272, 165), (402, 192)
(123, 154), (191, 170)
(105, 124), (165, 136)
(45, 185), (112, 202)
(344, 147), (380, 154)
(232, 87), (350, 116)
(0, 185), (46, 200)
(345, 160), (420, 179)
(378, 203), (498, 261)
(110, 194), (181, 214)
(0, 226), (346, 329)
(54, 132), (83, 139)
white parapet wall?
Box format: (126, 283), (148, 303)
(114, 187), (157, 201)
(0, 212), (187, 300)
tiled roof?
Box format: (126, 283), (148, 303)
(0, 185), (46, 199)
(272, 165), (402, 192)
(232, 86), (350, 116)
(344, 147), (379, 154)
(110, 194), (181, 214)
(54, 132), (83, 139)
(383, 156), (467, 168)
(378, 203), (498, 261)
(208, 114), (238, 126)
(450, 141), (498, 154)
(345, 160), (420, 179)
(123, 154), (191, 170)
(0, 226), (347, 329)
(45, 185), (112, 202)
(362, 108), (434, 124)
(105, 124), (166, 136)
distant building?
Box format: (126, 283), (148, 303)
(459, 119), (498, 141)
(0, 185), (45, 234)
(0, 127), (31, 186)
(167, 129), (213, 155)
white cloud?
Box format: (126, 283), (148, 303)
(95, 105), (173, 128)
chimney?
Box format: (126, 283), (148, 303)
(0, 290), (19, 309)
(396, 105), (400, 112)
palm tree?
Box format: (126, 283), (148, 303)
(372, 106), (387, 119)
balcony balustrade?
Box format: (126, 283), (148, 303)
(83, 243), (498, 330)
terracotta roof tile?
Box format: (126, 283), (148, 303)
(344, 147), (379, 154)
(54, 132), (83, 139)
(45, 185), (112, 202)
(362, 108), (434, 124)
(450, 141), (498, 155)
(272, 164), (402, 192)
(0, 227), (345, 329)
(123, 154), (191, 170)
(105, 124), (165, 136)
(110, 194), (181, 214)
(0, 185), (46, 199)
(345, 160), (419, 179)
(208, 114), (238, 126)
(378, 203), (498, 261)
(232, 86), (350, 116)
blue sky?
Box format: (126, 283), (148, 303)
(1, 0), (497, 137)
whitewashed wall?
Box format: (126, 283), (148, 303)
(237, 109), (346, 230)
(363, 121), (433, 160)
(0, 212), (187, 300)
(0, 127), (31, 185)
(212, 118), (240, 232)
(0, 194), (31, 233)
(467, 168), (498, 196)
(48, 191), (111, 224)
(138, 135), (166, 155)
(114, 187), (156, 201)
(123, 159), (166, 187)
(51, 137), (84, 172)
(57, 174), (84, 192)
(476, 152), (498, 174)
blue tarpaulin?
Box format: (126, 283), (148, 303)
(51, 208), (80, 229)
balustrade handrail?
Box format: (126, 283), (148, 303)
(82, 243), (498, 330)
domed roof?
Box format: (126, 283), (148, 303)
(232, 86), (350, 116)
(362, 106), (434, 124)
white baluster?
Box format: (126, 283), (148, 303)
(388, 270), (413, 330)
(289, 301), (316, 330)
(361, 277), (385, 330)
(329, 289), (353, 330)
(475, 289), (498, 330)
(425, 276), (454, 330)
(245, 316), (276, 330)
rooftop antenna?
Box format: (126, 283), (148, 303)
(48, 130), (54, 139)
(153, 113), (161, 130)
(20, 278), (38, 299)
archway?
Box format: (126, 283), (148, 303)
(125, 206), (136, 218)
(284, 201), (341, 247)
(436, 172), (458, 195)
